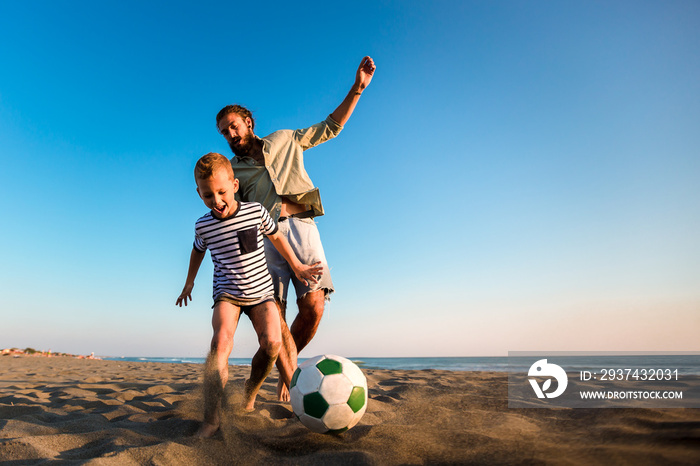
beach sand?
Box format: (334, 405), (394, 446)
(1, 357), (699, 465)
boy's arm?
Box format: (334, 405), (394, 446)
(329, 56), (376, 127)
(266, 231), (324, 286)
(176, 247), (206, 307)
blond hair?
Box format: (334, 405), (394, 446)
(194, 152), (234, 182)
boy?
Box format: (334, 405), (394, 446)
(176, 152), (322, 438)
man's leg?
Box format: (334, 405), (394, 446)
(264, 232), (298, 401)
(290, 289), (326, 352)
(285, 219), (333, 353)
(265, 218), (332, 396)
(244, 301), (284, 411)
(275, 301), (297, 401)
(198, 301), (241, 438)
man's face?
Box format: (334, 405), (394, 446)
(196, 169), (239, 219)
(217, 112), (254, 156)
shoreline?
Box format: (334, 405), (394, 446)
(2, 348), (99, 360)
(2, 357), (700, 464)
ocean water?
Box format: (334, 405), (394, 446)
(102, 356), (509, 371)
(102, 354), (700, 374)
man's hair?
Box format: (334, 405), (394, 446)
(194, 152), (234, 182)
(216, 104), (255, 131)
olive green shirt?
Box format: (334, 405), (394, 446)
(231, 115), (343, 221)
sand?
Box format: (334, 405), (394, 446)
(1, 357), (699, 465)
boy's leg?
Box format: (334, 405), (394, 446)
(198, 300), (241, 437)
(243, 300), (284, 411)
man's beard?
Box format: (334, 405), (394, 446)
(229, 133), (254, 158)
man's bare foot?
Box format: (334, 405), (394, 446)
(243, 378), (257, 411)
(242, 395), (256, 411)
(195, 421), (220, 438)
(277, 379), (290, 402)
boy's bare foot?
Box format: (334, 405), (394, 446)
(195, 422), (220, 438)
(277, 379), (290, 402)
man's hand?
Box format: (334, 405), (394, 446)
(294, 261), (324, 287)
(331, 55), (377, 126)
(176, 283), (194, 307)
(355, 56), (376, 92)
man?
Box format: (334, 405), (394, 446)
(216, 56), (376, 399)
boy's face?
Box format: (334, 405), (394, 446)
(217, 112), (254, 156)
(196, 169), (239, 219)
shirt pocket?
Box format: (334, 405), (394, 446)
(237, 227), (259, 255)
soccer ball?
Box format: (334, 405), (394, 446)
(290, 354), (368, 433)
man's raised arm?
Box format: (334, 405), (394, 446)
(330, 56), (376, 127)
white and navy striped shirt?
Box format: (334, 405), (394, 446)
(194, 202), (277, 304)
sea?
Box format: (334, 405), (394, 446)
(102, 356), (509, 372)
(102, 354), (700, 375)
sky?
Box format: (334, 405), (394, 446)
(1, 0), (698, 358)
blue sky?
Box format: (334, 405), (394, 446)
(1, 1), (698, 358)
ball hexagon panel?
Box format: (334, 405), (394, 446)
(295, 365), (323, 395)
(346, 409), (365, 430)
(318, 373), (354, 405)
(322, 403), (356, 431)
(342, 360), (367, 386)
(289, 386), (304, 415)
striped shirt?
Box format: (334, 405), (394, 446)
(194, 202), (278, 304)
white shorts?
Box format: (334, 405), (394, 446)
(263, 217), (334, 304)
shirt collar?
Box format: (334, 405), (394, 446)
(232, 154), (257, 165)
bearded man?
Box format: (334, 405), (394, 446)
(216, 56), (376, 400)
